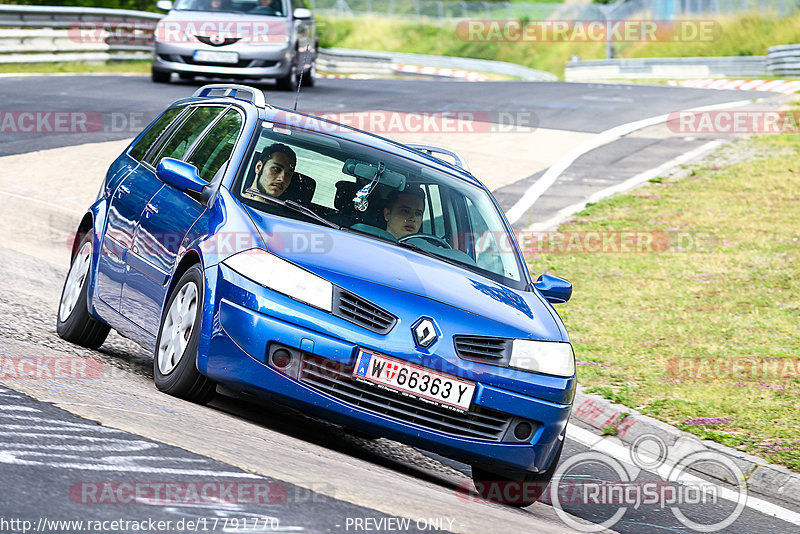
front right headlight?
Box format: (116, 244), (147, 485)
(223, 248), (333, 312)
(509, 340), (575, 377)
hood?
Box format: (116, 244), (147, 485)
(245, 208), (564, 339)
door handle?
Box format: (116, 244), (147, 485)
(117, 185), (131, 198)
(145, 202), (159, 216)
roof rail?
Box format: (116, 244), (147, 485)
(192, 84), (269, 108)
(407, 144), (470, 173)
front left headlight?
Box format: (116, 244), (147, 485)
(223, 248), (333, 312)
(509, 340), (575, 377)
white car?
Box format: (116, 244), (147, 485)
(152, 0), (317, 90)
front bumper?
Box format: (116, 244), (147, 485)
(153, 42), (292, 78)
(201, 264), (573, 474)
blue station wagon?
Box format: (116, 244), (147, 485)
(56, 84), (576, 506)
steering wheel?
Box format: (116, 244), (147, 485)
(398, 233), (452, 249)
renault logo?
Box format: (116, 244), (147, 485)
(412, 317), (438, 348)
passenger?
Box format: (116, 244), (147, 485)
(245, 143), (296, 199)
(383, 186), (425, 240)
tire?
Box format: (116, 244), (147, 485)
(56, 232), (110, 349)
(275, 56), (299, 91)
(153, 265), (215, 404)
(151, 68), (171, 84)
(471, 439), (564, 507)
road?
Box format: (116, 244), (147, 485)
(1, 74), (798, 533)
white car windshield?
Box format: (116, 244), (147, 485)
(173, 0), (287, 16)
(235, 119), (526, 288)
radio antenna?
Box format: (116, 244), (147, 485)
(293, 45), (312, 111)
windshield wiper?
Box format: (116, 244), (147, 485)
(245, 189), (340, 230)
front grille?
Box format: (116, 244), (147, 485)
(180, 55), (256, 68)
(332, 288), (396, 335)
(299, 356), (512, 441)
(454, 336), (510, 364)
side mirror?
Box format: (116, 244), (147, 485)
(156, 0), (173, 11)
(534, 274), (572, 304)
(156, 158), (205, 194)
(293, 8), (312, 19)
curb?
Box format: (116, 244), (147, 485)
(667, 78), (800, 94)
(571, 385), (800, 507)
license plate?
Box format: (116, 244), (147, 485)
(352, 350), (475, 411)
(193, 50), (239, 64)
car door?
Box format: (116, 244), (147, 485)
(95, 106), (187, 311)
(121, 105), (242, 334)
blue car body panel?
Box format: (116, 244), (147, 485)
(74, 90), (576, 476)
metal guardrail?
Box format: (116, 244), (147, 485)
(565, 56), (769, 81)
(322, 47), (556, 81)
(767, 44), (800, 76)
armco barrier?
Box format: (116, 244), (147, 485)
(565, 56), (768, 81)
(767, 44), (800, 76)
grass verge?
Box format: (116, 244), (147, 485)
(318, 13), (800, 78)
(0, 60), (151, 75)
(523, 135), (800, 471)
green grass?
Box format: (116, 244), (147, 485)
(526, 135), (800, 471)
(318, 13), (800, 78)
(0, 60), (150, 74)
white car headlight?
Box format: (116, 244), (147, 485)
(509, 340), (575, 377)
(223, 248), (333, 312)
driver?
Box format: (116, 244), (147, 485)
(244, 143), (296, 199)
(384, 186), (425, 240)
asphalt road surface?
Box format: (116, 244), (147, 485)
(1, 74), (798, 533)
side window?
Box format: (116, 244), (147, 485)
(187, 109), (243, 182)
(147, 106), (224, 167)
(291, 0), (307, 9)
(128, 107), (184, 162)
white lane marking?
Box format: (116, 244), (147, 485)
(527, 140), (723, 231)
(567, 423), (800, 526)
(0, 450), (262, 477)
(53, 402), (194, 418)
(0, 405), (40, 411)
(505, 99), (754, 224)
(0, 189), (78, 214)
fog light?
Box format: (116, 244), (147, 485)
(513, 421), (533, 441)
(271, 349), (293, 369)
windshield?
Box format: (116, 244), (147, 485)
(173, 0), (288, 15)
(234, 119), (526, 288)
